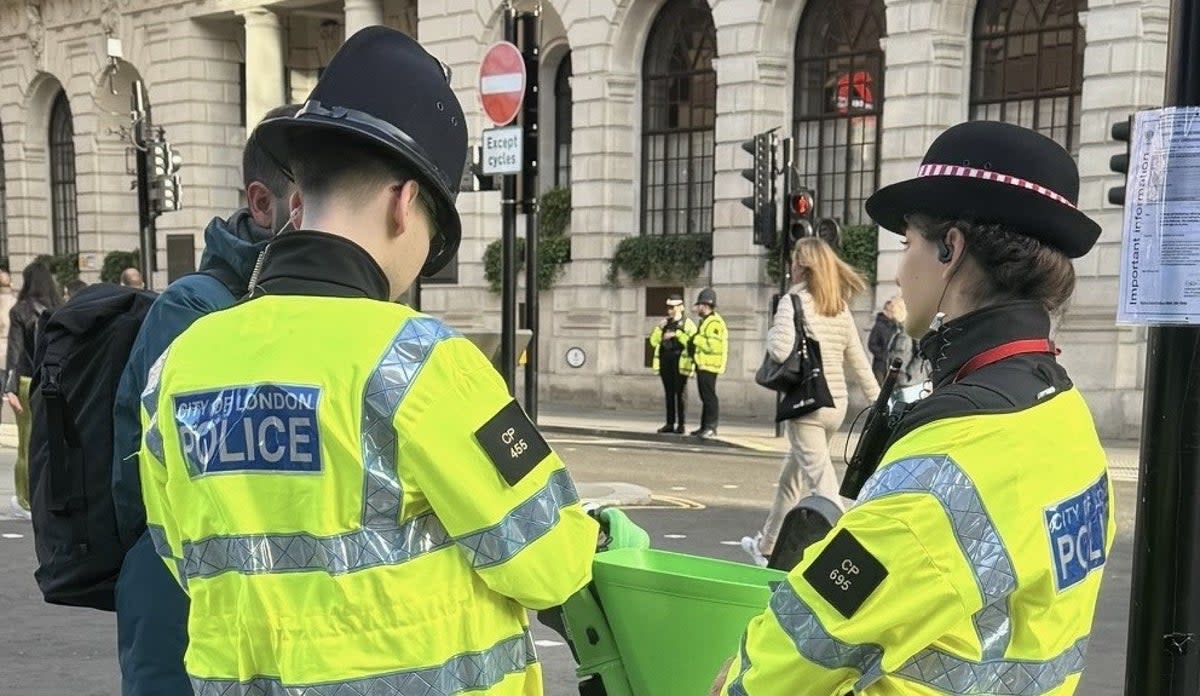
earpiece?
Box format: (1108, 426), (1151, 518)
(937, 238), (953, 264)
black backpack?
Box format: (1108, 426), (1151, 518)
(27, 283), (158, 611)
(27, 269), (241, 611)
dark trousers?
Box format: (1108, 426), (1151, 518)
(659, 358), (688, 428)
(697, 370), (719, 430)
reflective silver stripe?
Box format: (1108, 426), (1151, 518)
(894, 638), (1088, 695)
(725, 633), (753, 696)
(361, 317), (455, 528)
(770, 580), (884, 676)
(457, 469), (579, 568)
(859, 456), (1017, 660)
(182, 512), (453, 579)
(142, 352), (167, 463)
(190, 628), (537, 696)
(147, 524), (187, 590)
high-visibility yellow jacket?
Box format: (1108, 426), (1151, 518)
(139, 295), (598, 695)
(691, 312), (728, 375)
(718, 303), (1113, 696)
(649, 317), (697, 376)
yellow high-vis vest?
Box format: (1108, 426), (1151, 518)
(692, 312), (728, 375)
(649, 317), (698, 376)
(139, 296), (598, 695)
(719, 386), (1114, 695)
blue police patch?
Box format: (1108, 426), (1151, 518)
(172, 384), (323, 476)
(1044, 474), (1109, 592)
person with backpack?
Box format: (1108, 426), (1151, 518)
(109, 102), (300, 696)
(6, 262), (60, 514)
(137, 29), (596, 694)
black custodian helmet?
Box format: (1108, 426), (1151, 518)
(253, 26), (468, 277)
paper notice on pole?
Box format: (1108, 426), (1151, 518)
(1118, 107), (1200, 325)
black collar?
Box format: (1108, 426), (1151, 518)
(253, 230), (391, 301)
(918, 301), (1052, 388)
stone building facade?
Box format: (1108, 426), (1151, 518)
(0, 0), (1165, 437)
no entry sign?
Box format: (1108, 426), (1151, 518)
(479, 41), (526, 126)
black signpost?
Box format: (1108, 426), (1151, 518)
(1124, 0), (1200, 693)
(519, 8), (541, 421)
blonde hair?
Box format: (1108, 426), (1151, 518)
(888, 295), (907, 323)
(791, 237), (867, 316)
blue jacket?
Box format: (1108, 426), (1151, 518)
(112, 210), (269, 696)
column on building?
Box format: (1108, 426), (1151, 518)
(709, 0), (793, 418)
(241, 8), (287, 136)
(873, 0), (971, 303)
(1065, 0), (1169, 436)
(344, 0), (384, 39)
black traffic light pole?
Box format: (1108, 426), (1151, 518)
(499, 3), (519, 395)
(519, 8), (540, 421)
(1124, 0), (1200, 692)
(132, 80), (156, 292)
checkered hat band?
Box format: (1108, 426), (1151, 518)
(917, 164), (1076, 210)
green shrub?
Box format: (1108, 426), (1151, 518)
(607, 233), (712, 286)
(33, 253), (79, 289)
(101, 250), (141, 284)
(484, 187), (573, 294)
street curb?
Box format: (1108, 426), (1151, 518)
(539, 423), (769, 452)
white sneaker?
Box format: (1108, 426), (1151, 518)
(740, 534), (769, 567)
(10, 496), (30, 521)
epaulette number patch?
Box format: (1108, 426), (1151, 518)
(802, 528), (889, 619)
(474, 400), (552, 486)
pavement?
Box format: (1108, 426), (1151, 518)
(536, 400), (1144, 484)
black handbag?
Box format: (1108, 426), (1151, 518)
(773, 297), (834, 422)
(755, 295), (806, 391)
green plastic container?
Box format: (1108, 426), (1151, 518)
(591, 548), (787, 696)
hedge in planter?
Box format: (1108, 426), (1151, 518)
(764, 224), (879, 286)
(606, 233), (712, 286)
(484, 187), (572, 293)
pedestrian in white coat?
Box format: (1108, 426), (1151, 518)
(741, 237), (880, 567)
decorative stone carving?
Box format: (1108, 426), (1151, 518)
(605, 73), (636, 103)
(101, 0), (121, 35)
(25, 0), (44, 59)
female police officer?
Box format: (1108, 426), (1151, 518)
(714, 120), (1114, 695)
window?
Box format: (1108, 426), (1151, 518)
(970, 0), (1085, 153)
(554, 52), (573, 189)
(793, 0), (886, 227)
(49, 90), (79, 257)
(0, 122), (8, 271)
(641, 0), (717, 237)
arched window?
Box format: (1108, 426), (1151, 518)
(793, 0), (886, 226)
(641, 0), (716, 237)
(970, 0), (1085, 152)
(554, 52), (572, 189)
(49, 90), (79, 257)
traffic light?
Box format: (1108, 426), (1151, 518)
(1108, 116), (1132, 207)
(815, 217), (842, 250)
(785, 186), (815, 245)
(149, 138), (182, 214)
(741, 131), (776, 246)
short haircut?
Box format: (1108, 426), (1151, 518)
(286, 128), (438, 232)
(243, 104), (303, 197)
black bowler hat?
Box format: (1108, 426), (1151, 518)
(865, 121), (1101, 258)
(253, 26), (468, 277)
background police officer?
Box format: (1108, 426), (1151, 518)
(649, 294), (696, 434)
(139, 27), (597, 695)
